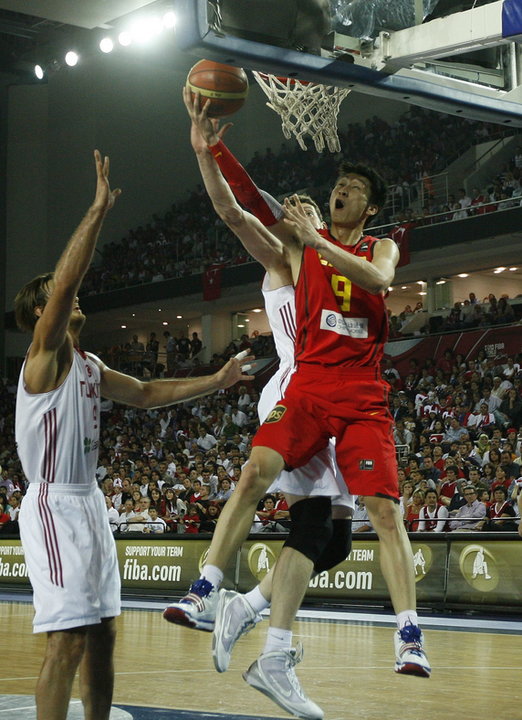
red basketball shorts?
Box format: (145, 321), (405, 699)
(253, 364), (399, 501)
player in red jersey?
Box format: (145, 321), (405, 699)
(167, 93), (430, 717)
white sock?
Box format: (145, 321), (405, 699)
(396, 610), (419, 630)
(244, 585), (270, 614)
(200, 564), (223, 590)
(263, 626), (293, 654)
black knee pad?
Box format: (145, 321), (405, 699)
(283, 496), (333, 564)
(313, 518), (352, 573)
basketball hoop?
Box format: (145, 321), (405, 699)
(253, 72), (350, 153)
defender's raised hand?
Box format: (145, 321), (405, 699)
(92, 150), (122, 213)
(283, 194), (324, 250)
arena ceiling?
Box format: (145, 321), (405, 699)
(0, 0), (167, 77)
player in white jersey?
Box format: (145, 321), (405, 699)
(13, 150), (252, 720)
(164, 91), (355, 720)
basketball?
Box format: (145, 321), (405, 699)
(187, 59), (249, 118)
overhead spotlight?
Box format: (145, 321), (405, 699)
(118, 31), (132, 46)
(121, 324), (127, 329)
(162, 321), (168, 326)
(34, 64), (45, 79)
(163, 11), (177, 28)
(176, 315), (182, 319)
(251, 308), (263, 313)
(129, 16), (162, 44)
(493, 267), (506, 274)
(65, 51), (79, 67)
(436, 279), (446, 285)
(99, 37), (114, 53)
(509, 267), (518, 271)
(388, 286), (393, 292)
(457, 273), (468, 278)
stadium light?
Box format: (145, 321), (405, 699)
(118, 31), (132, 47)
(34, 64), (45, 79)
(65, 51), (79, 67)
(99, 37), (114, 54)
(129, 17), (163, 44)
(163, 11), (177, 29)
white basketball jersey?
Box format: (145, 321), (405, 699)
(16, 348), (102, 485)
(257, 276), (297, 423)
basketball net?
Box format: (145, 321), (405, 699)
(253, 72), (350, 153)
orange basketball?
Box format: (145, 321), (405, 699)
(187, 59), (249, 118)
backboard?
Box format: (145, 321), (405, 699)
(174, 0), (522, 126)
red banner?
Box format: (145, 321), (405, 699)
(203, 264), (223, 301)
(390, 223), (413, 267)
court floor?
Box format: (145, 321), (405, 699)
(1, 593), (521, 720)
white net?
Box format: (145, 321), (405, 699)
(253, 72), (350, 153)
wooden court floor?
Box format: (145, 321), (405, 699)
(1, 600), (521, 720)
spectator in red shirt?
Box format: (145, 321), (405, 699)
(183, 503), (201, 533)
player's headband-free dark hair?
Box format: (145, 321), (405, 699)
(337, 161), (388, 210)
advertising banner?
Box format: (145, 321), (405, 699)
(0, 540), (30, 586)
(117, 538), (237, 592)
(238, 539), (447, 601)
(1, 537), (520, 609)
(446, 540), (522, 607)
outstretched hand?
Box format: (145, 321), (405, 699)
(183, 85), (232, 152)
(283, 195), (323, 250)
(214, 353), (255, 389)
(92, 150), (122, 213)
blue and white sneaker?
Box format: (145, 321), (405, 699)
(163, 578), (218, 632)
(213, 589), (262, 672)
(394, 624), (431, 677)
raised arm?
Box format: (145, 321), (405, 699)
(183, 87), (289, 274)
(24, 151), (121, 393)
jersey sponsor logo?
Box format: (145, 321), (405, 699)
(320, 309), (368, 338)
(83, 437), (99, 454)
(265, 405), (287, 423)
(359, 459), (374, 471)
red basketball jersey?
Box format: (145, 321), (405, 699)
(294, 230), (388, 367)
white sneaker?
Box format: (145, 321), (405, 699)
(213, 589), (262, 672)
(394, 624), (431, 677)
(243, 643), (323, 720)
(163, 578), (218, 631)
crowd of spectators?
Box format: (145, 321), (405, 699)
(78, 107), (513, 297)
(397, 144), (522, 228)
(1, 344), (521, 537)
(379, 349), (522, 533)
(98, 329), (276, 377)
(388, 288), (521, 338)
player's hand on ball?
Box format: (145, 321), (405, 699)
(184, 86), (218, 148)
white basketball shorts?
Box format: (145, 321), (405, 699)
(19, 481), (121, 633)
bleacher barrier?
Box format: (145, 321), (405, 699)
(1, 533), (520, 611)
